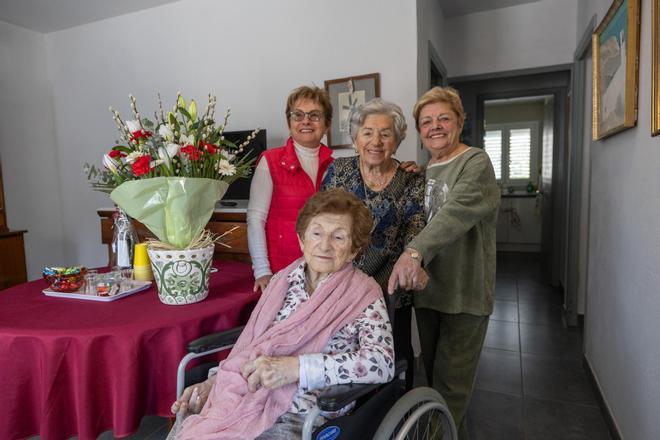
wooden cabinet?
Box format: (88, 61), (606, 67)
(0, 230), (28, 290)
(97, 208), (251, 264)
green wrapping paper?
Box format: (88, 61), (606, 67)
(110, 177), (228, 249)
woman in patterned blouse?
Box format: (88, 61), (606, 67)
(322, 98), (426, 390)
(170, 189), (394, 439)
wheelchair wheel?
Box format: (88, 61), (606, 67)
(373, 386), (457, 440)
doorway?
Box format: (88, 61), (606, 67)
(450, 67), (572, 289)
(483, 95), (553, 255)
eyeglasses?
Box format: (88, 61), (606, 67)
(288, 110), (324, 122)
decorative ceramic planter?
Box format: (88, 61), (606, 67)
(147, 245), (214, 305)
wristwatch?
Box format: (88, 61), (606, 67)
(407, 248), (421, 263)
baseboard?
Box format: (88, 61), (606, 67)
(582, 355), (623, 440)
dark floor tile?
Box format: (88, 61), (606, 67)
(476, 348), (522, 396)
(491, 300), (519, 322)
(468, 389), (523, 440)
(518, 284), (562, 305)
(494, 285), (517, 302)
(522, 353), (597, 405)
(485, 320), (520, 352)
(524, 397), (611, 440)
(518, 302), (563, 326)
(520, 323), (583, 359)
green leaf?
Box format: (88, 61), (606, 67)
(112, 145), (132, 153)
(168, 112), (180, 134)
(178, 106), (192, 121)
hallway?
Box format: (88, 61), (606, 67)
(467, 253), (611, 440)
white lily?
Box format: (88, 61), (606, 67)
(158, 147), (172, 168)
(102, 154), (119, 174)
(159, 125), (174, 141)
(150, 159), (165, 168)
(217, 159), (236, 176)
(125, 151), (143, 164)
(179, 134), (195, 146)
(166, 143), (180, 157)
(126, 120), (141, 133)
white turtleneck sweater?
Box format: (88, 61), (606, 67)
(247, 141), (321, 279)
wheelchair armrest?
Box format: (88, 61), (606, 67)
(316, 359), (408, 412)
(187, 325), (245, 354)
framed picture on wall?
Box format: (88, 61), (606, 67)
(324, 73), (380, 148)
(592, 0), (640, 140)
(653, 0), (660, 136)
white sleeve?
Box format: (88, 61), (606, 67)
(247, 159), (274, 279)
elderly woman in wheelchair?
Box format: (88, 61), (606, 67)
(168, 189), (396, 439)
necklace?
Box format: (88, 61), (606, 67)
(360, 159), (396, 190)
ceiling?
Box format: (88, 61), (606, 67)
(438, 0), (543, 17)
(1, 0), (545, 33)
(0, 0), (182, 33)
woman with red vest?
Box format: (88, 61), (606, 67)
(247, 86), (334, 293)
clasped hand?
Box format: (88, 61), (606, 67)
(387, 252), (429, 294)
(171, 355), (300, 416)
(241, 355), (300, 392)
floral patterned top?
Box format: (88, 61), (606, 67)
(280, 262), (395, 419)
(322, 156), (426, 307)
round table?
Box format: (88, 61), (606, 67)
(0, 261), (258, 440)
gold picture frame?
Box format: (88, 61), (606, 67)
(324, 73), (380, 148)
(653, 0), (660, 136)
(592, 0), (641, 140)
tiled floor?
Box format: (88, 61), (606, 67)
(41, 253), (613, 439)
(466, 253), (612, 440)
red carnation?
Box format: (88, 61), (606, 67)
(200, 141), (218, 154)
(130, 129), (153, 142)
(180, 144), (202, 161)
(131, 155), (152, 176)
(108, 149), (126, 159)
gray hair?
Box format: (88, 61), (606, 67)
(348, 98), (407, 146)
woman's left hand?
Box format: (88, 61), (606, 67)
(241, 356), (300, 392)
(388, 251), (427, 293)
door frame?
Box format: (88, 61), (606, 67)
(565, 15), (597, 326)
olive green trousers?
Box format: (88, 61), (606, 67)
(415, 308), (489, 440)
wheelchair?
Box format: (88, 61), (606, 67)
(176, 296), (457, 440)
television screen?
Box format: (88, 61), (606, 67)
(222, 129), (267, 200)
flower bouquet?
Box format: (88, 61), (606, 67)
(87, 92), (259, 305)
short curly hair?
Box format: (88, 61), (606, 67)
(285, 85), (333, 127)
(348, 98), (407, 146)
(412, 86), (466, 131)
(295, 189), (373, 254)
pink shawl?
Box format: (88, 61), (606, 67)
(178, 258), (382, 439)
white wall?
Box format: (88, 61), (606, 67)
(444, 0), (578, 78)
(0, 0), (418, 276)
(0, 20), (65, 278)
(416, 0), (446, 163)
(578, 0), (660, 438)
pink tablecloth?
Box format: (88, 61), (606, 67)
(0, 261), (258, 440)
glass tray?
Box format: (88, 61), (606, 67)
(42, 280), (152, 302)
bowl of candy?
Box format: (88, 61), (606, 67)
(42, 266), (87, 292)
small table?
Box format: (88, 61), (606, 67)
(0, 261), (258, 440)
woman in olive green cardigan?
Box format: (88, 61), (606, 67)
(388, 87), (500, 440)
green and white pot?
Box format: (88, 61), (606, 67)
(147, 245), (214, 305)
